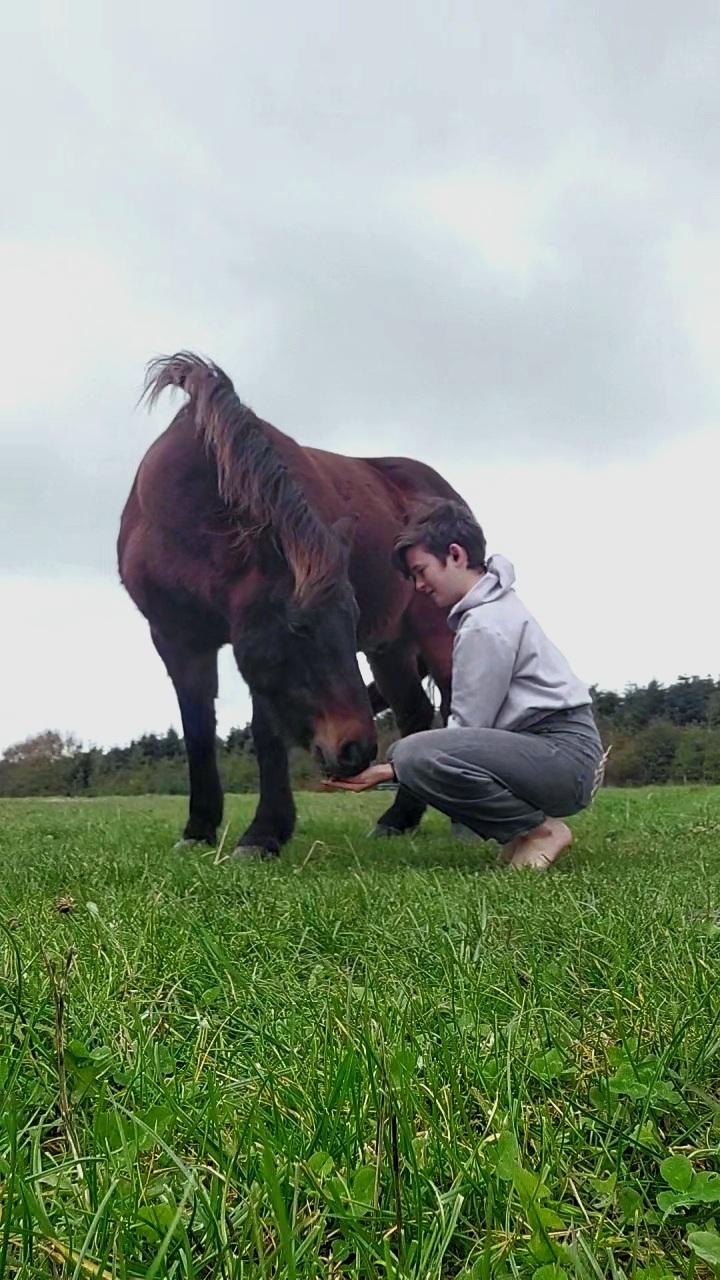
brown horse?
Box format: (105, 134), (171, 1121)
(118, 353), (465, 857)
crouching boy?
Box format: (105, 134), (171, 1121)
(327, 500), (606, 870)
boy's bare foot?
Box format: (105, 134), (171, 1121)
(507, 818), (573, 870)
(497, 835), (523, 865)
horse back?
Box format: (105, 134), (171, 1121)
(361, 455), (463, 507)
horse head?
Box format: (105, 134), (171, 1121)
(233, 516), (377, 778)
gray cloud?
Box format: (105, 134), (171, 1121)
(2, 0), (719, 574)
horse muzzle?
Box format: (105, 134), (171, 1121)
(314, 735), (377, 779)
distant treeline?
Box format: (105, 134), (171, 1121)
(2, 675), (719, 797)
(593, 676), (720, 786)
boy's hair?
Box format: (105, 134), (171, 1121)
(392, 499), (487, 577)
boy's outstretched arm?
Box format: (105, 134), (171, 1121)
(322, 763), (395, 792)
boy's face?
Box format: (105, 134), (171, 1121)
(404, 542), (474, 609)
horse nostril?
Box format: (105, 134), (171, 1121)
(338, 740), (366, 774)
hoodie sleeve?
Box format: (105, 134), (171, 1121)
(447, 624), (516, 729)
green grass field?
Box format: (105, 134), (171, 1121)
(2, 788), (720, 1279)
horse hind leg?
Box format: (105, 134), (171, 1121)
(367, 642), (435, 837)
(151, 629), (224, 846)
(414, 619), (482, 842)
(414, 629), (453, 724)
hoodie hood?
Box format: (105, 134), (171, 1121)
(447, 554), (516, 631)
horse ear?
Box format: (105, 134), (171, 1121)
(331, 514), (358, 557)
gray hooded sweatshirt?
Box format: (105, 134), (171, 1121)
(446, 554), (591, 732)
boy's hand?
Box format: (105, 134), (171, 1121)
(321, 763), (395, 792)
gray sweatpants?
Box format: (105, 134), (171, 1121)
(387, 706), (605, 845)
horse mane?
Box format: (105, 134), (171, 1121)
(142, 352), (341, 603)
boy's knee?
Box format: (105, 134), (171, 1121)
(389, 731), (438, 784)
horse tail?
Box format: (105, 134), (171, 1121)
(141, 352), (258, 510)
(141, 352), (339, 600)
(366, 655), (428, 716)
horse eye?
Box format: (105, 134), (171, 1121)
(287, 610), (312, 636)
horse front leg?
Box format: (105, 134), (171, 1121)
(367, 642), (435, 837)
(151, 630), (223, 846)
(234, 694), (296, 859)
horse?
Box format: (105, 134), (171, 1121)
(118, 353), (465, 857)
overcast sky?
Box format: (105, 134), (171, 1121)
(2, 0), (719, 753)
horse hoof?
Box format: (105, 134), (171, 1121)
(370, 824), (406, 839)
(231, 844), (279, 861)
(173, 838), (211, 852)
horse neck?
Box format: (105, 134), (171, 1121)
(256, 416), (323, 505)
